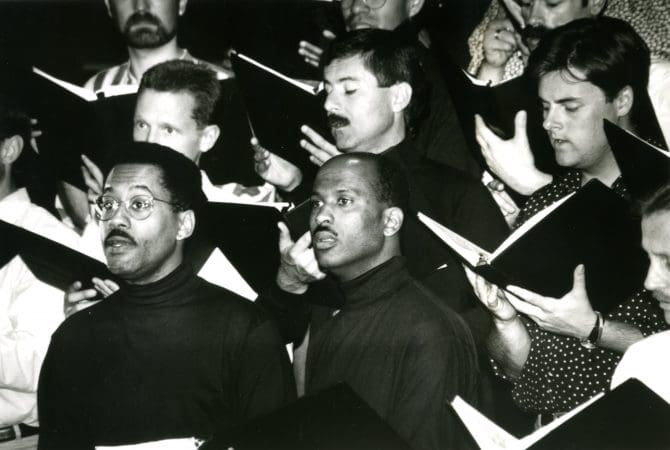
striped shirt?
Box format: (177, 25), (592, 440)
(83, 49), (232, 92)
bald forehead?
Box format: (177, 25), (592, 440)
(315, 156), (380, 195)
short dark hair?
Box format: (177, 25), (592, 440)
(641, 183), (670, 218)
(107, 141), (207, 214)
(321, 29), (428, 135)
(139, 60), (220, 128)
(329, 152), (410, 211)
(527, 17), (650, 128)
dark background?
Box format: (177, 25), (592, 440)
(0, 0), (491, 84)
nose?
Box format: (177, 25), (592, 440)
(313, 202), (334, 228)
(350, 0), (369, 13)
(324, 90), (340, 116)
(133, 0), (150, 11)
(526, 1), (545, 27)
(644, 259), (665, 292)
(542, 106), (562, 132)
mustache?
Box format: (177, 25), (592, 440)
(312, 224), (337, 236)
(124, 11), (163, 30)
(327, 114), (350, 129)
(521, 25), (550, 43)
(104, 229), (137, 246)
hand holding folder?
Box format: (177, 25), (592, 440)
(231, 51), (330, 187)
(420, 180), (647, 313)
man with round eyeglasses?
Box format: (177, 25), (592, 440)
(37, 142), (295, 449)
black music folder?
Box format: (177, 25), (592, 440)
(434, 55), (558, 181)
(419, 180), (646, 313)
(202, 383), (411, 450)
(198, 201), (286, 294)
(225, 0), (345, 80)
(453, 378), (670, 450)
(30, 67), (136, 192)
(605, 119), (670, 202)
(0, 220), (114, 291)
(231, 51), (329, 186)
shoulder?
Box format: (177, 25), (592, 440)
(16, 199), (81, 251)
(188, 53), (234, 80)
(83, 63), (128, 91)
(393, 279), (473, 342)
(194, 277), (272, 326)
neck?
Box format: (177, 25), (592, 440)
(331, 243), (401, 283)
(127, 38), (182, 81)
(356, 122), (406, 154)
(0, 173), (16, 202)
(581, 146), (621, 187)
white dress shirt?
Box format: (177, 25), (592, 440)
(0, 188), (82, 426)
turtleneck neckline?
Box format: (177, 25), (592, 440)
(338, 256), (411, 310)
(121, 263), (196, 306)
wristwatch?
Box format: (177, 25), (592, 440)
(580, 311), (603, 349)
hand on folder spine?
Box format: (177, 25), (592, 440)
(298, 29), (336, 68)
(506, 264), (598, 339)
(299, 125), (341, 166)
(80, 154), (104, 205)
(252, 137), (303, 192)
(64, 278), (119, 318)
(465, 266), (517, 322)
(276, 222), (325, 295)
(475, 111), (552, 195)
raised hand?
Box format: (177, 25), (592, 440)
(276, 222), (326, 294)
(300, 125), (341, 166)
(475, 111), (552, 196)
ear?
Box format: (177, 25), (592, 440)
(390, 82), (412, 114)
(178, 0), (189, 16)
(382, 206), (404, 237)
(588, 0), (607, 15)
(406, 0), (425, 18)
(198, 124), (220, 153)
(104, 0), (112, 18)
(0, 135), (24, 165)
(176, 210), (195, 241)
(613, 85), (634, 119)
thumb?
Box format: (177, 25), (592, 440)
(572, 264), (587, 295)
(514, 110), (529, 145)
(323, 29), (336, 40)
(277, 222), (294, 252)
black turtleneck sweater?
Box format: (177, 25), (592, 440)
(305, 257), (479, 450)
(37, 264), (296, 450)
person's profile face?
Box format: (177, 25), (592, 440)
(642, 210), (670, 324)
(323, 55), (397, 153)
(108, 0), (181, 49)
(133, 89), (204, 163)
(341, 0), (411, 32)
(309, 158), (387, 281)
(517, 0), (593, 50)
(538, 69), (618, 172)
(99, 163), (184, 285)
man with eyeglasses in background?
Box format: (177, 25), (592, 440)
(37, 142), (295, 449)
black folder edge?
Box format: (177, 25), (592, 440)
(0, 220), (114, 292)
(604, 119), (670, 202)
(203, 383), (411, 450)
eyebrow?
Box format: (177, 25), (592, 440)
(540, 96), (582, 104)
(103, 184), (153, 194)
